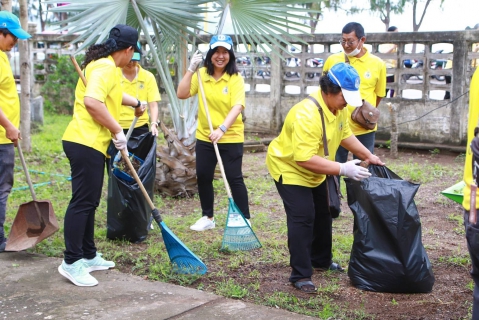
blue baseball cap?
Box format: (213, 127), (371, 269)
(210, 34), (233, 50)
(328, 62), (362, 107)
(0, 11), (31, 40)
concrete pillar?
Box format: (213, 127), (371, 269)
(270, 48), (282, 133)
(451, 39), (468, 143)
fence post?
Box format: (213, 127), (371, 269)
(270, 47), (282, 132)
(451, 39), (468, 144)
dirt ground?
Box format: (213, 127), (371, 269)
(121, 146), (472, 319)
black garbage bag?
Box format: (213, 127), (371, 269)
(106, 132), (156, 243)
(345, 165), (435, 293)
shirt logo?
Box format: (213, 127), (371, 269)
(139, 83), (144, 90)
(364, 71), (371, 79)
(223, 86), (228, 94)
(339, 121), (343, 131)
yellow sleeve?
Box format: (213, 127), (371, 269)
(230, 74), (245, 108)
(145, 71), (161, 102)
(85, 62), (114, 102)
(292, 108), (322, 162)
(375, 60), (387, 99)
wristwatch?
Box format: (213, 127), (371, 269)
(219, 124), (227, 133)
(150, 121), (159, 127)
(134, 99), (141, 108)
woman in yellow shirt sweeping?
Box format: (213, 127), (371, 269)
(59, 24), (144, 287)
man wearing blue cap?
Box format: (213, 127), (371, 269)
(0, 11), (31, 252)
(266, 62), (384, 293)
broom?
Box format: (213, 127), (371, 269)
(70, 55), (207, 274)
(196, 69), (262, 251)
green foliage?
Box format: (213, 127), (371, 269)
(41, 54), (84, 114)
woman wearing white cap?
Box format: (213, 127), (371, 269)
(266, 62), (385, 293)
(177, 35), (250, 232)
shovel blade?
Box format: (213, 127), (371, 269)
(5, 200), (59, 252)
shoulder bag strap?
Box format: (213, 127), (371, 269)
(344, 53), (350, 64)
(306, 96), (329, 157)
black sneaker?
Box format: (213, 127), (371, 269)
(0, 239), (6, 252)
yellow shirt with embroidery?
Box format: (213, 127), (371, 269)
(62, 56), (122, 156)
(323, 50), (386, 136)
(266, 90), (353, 188)
(190, 67), (245, 143)
(0, 51), (19, 144)
(463, 67), (479, 210)
(118, 64), (161, 128)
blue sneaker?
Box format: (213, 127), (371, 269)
(58, 260), (98, 287)
(83, 253), (115, 272)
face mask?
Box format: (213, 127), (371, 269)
(345, 41), (362, 57)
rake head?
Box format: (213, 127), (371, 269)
(220, 199), (262, 252)
(159, 221), (207, 275)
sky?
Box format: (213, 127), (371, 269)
(316, 0), (478, 33)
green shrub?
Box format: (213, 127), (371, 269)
(41, 54), (84, 114)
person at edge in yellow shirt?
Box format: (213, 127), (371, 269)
(266, 62), (385, 293)
(461, 66), (479, 320)
(323, 22), (386, 175)
(119, 48), (161, 137)
(58, 25), (145, 287)
(177, 35), (250, 232)
(0, 11), (31, 253)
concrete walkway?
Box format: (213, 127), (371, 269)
(0, 252), (312, 319)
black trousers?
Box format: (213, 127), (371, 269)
(274, 177), (332, 283)
(464, 210), (479, 320)
(195, 140), (250, 219)
(63, 141), (105, 264)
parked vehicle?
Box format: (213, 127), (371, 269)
(306, 58), (323, 79)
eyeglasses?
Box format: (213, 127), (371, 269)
(6, 31), (18, 41)
(339, 39), (359, 46)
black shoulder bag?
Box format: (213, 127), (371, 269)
(307, 96), (342, 218)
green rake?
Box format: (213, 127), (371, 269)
(196, 70), (262, 251)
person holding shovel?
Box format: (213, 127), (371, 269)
(177, 35), (250, 232)
(59, 24), (143, 287)
(266, 63), (384, 293)
(119, 49), (161, 137)
(0, 11), (31, 253)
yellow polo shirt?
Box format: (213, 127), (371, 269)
(266, 90), (353, 188)
(323, 49), (386, 136)
(0, 51), (19, 144)
(463, 67), (479, 210)
(62, 56), (122, 156)
(118, 64), (161, 128)
(190, 67), (245, 143)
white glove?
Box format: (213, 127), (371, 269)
(188, 50), (203, 72)
(112, 131), (128, 151)
(339, 159), (371, 181)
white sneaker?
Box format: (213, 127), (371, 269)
(190, 216), (215, 231)
(83, 253), (115, 272)
(58, 260), (98, 287)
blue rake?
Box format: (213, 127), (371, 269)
(120, 149), (207, 275)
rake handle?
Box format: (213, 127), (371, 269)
(196, 70), (233, 199)
(70, 55), (88, 86)
(119, 149), (156, 211)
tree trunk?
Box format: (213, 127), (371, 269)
(0, 0), (12, 12)
(19, 0), (31, 151)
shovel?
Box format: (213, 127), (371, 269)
(5, 145), (59, 251)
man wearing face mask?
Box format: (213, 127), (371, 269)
(323, 22), (386, 170)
